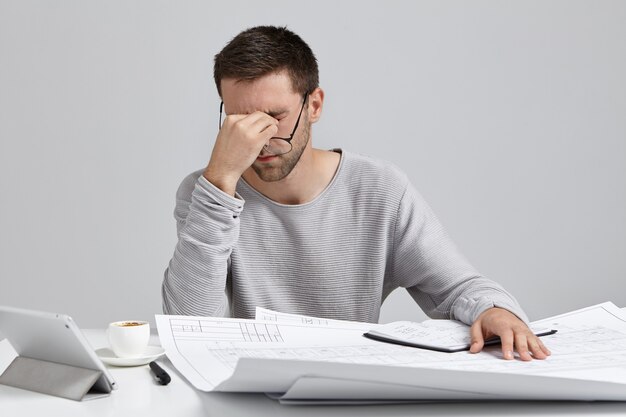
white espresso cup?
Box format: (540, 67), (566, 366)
(107, 320), (150, 358)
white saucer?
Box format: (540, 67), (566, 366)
(95, 345), (165, 367)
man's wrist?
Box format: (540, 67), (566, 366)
(202, 169), (239, 197)
(196, 175), (245, 211)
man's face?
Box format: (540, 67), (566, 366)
(220, 71), (310, 182)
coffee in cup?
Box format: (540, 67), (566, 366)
(107, 320), (150, 358)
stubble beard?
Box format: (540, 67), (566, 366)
(251, 121), (310, 182)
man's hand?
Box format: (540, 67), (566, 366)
(469, 307), (551, 361)
(204, 111), (279, 196)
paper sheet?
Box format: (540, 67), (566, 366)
(155, 313), (377, 390)
(155, 302), (626, 400)
(254, 306), (373, 330)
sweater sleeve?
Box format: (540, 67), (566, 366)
(161, 172), (244, 316)
(390, 181), (529, 325)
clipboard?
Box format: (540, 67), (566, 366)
(363, 320), (557, 353)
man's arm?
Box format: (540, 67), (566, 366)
(390, 180), (549, 360)
(162, 111), (278, 316)
(161, 173), (243, 316)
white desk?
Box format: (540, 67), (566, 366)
(2, 330), (626, 417)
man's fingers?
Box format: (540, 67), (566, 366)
(539, 338), (552, 356)
(469, 321), (485, 353)
(219, 111), (279, 155)
(206, 110), (281, 195)
(220, 113), (248, 126)
(499, 330), (515, 360)
(514, 333), (532, 361)
(224, 111), (278, 134)
(472, 308), (554, 362)
(225, 110), (270, 125)
(247, 113), (280, 136)
(528, 337), (551, 359)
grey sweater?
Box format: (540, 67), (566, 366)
(162, 150), (528, 325)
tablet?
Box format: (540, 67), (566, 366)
(0, 305), (116, 395)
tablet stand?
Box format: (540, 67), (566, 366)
(0, 356), (109, 401)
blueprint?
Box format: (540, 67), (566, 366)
(155, 302), (626, 400)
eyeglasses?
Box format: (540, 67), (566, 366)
(219, 93), (308, 156)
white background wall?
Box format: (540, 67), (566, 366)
(1, 0), (624, 328)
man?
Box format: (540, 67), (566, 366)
(162, 26), (550, 361)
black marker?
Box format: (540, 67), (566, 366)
(149, 361), (171, 385)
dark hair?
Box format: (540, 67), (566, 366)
(213, 26), (319, 97)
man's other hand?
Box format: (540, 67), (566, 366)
(469, 307), (551, 361)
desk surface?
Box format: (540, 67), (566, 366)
(2, 330), (626, 417)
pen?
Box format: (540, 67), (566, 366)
(149, 361), (171, 385)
